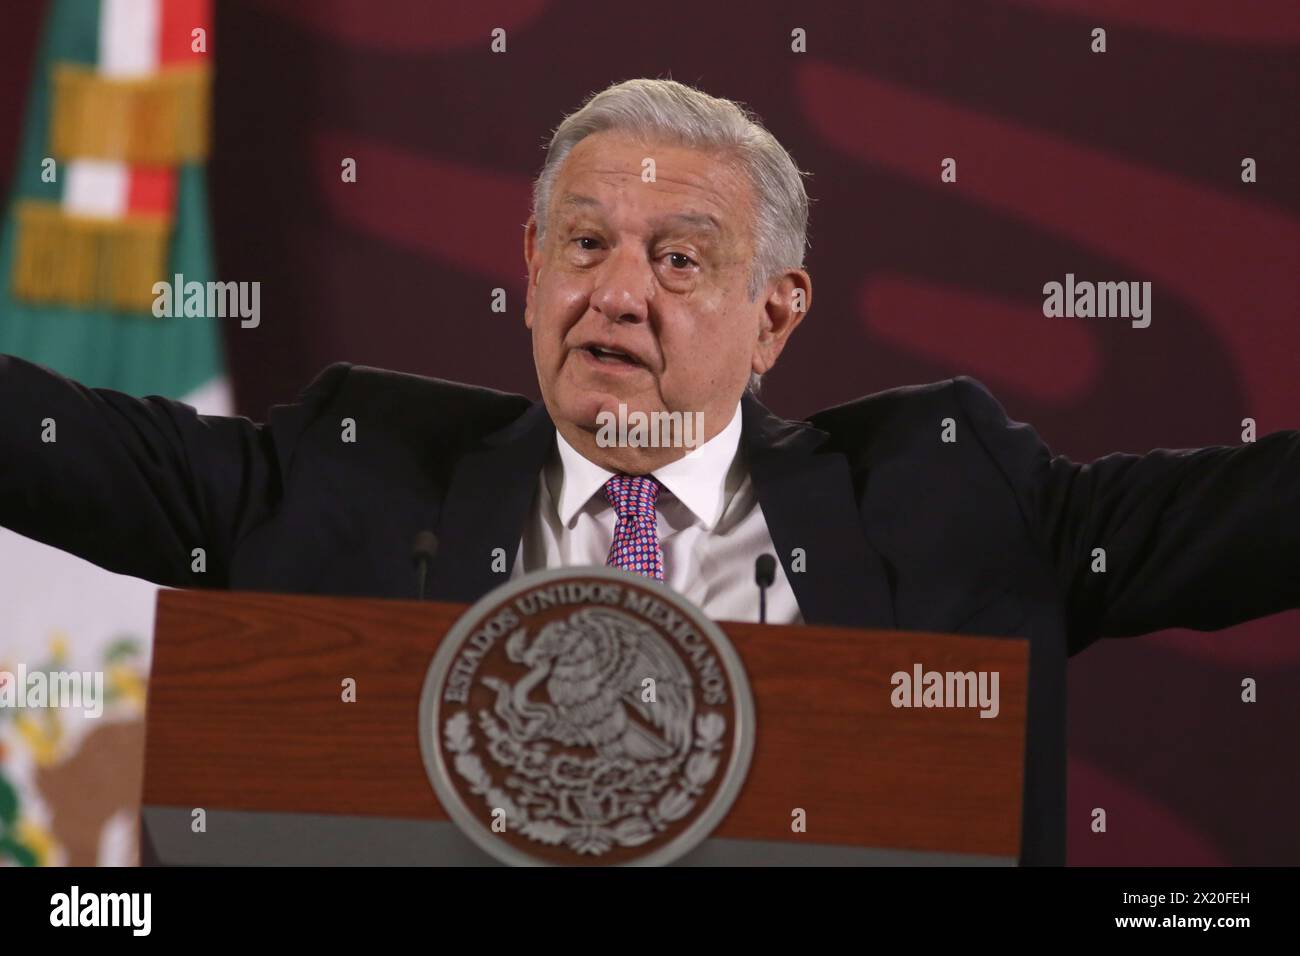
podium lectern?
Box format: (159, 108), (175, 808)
(140, 589), (1027, 866)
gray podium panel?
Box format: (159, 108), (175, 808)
(141, 806), (1014, 866)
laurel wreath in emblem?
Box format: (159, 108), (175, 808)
(444, 709), (725, 855)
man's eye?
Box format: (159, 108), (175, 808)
(665, 252), (696, 269)
(574, 237), (601, 251)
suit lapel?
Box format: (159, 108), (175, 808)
(742, 393), (894, 630)
(426, 402), (554, 604)
(425, 392), (895, 629)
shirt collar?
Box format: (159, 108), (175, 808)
(551, 402), (745, 531)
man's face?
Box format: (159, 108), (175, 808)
(524, 131), (798, 468)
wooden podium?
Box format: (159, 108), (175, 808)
(140, 589), (1028, 866)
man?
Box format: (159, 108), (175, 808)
(0, 79), (1296, 866)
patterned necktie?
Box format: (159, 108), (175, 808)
(603, 474), (664, 581)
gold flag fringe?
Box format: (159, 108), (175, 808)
(12, 201), (172, 311)
(50, 64), (210, 164)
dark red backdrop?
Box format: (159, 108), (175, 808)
(3, 0), (1296, 864)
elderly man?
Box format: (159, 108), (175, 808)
(0, 79), (1297, 867)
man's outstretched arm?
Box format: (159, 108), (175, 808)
(952, 376), (1300, 654)
(0, 354), (350, 588)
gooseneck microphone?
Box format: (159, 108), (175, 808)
(411, 530), (439, 600)
(754, 553), (777, 625)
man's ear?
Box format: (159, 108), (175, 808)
(752, 269), (812, 375)
(523, 217), (542, 330)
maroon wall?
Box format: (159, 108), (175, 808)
(5, 0), (1298, 864)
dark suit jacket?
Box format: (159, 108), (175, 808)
(2, 354), (1297, 865)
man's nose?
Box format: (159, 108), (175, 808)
(590, 246), (652, 324)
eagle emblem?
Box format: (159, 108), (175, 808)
(420, 569), (754, 865)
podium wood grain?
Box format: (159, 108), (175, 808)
(144, 589), (1027, 858)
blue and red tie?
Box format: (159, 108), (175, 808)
(603, 474), (664, 581)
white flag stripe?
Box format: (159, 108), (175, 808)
(62, 159), (129, 218)
(99, 0), (161, 77)
(179, 375), (234, 417)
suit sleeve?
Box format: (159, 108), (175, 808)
(951, 375), (1300, 652)
(0, 355), (351, 588)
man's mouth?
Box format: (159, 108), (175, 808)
(581, 344), (643, 367)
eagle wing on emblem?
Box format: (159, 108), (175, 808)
(501, 607), (689, 762)
(572, 608), (695, 760)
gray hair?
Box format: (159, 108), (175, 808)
(531, 78), (811, 394)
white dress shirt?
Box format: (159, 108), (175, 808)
(512, 403), (803, 624)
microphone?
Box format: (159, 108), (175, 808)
(754, 553), (777, 625)
(411, 530), (439, 600)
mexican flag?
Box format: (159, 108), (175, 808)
(0, 0), (223, 866)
